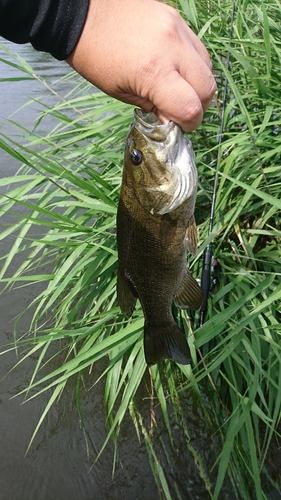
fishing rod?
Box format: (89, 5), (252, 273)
(200, 0), (236, 326)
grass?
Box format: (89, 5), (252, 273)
(0, 0), (281, 498)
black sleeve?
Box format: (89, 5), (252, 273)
(0, 0), (89, 60)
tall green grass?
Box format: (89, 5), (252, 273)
(0, 0), (281, 498)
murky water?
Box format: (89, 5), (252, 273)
(0, 39), (279, 500)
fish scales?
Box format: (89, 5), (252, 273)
(117, 109), (203, 366)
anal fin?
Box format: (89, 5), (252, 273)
(117, 268), (137, 319)
(174, 270), (203, 310)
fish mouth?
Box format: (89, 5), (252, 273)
(134, 108), (160, 127)
(134, 108), (176, 142)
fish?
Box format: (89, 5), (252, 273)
(116, 108), (203, 366)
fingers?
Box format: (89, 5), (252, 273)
(184, 24), (213, 69)
(179, 26), (216, 112)
(120, 58), (215, 132)
(178, 47), (216, 117)
(147, 60), (216, 132)
(153, 81), (202, 132)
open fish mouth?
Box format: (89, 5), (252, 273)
(134, 108), (176, 143)
(134, 108), (160, 126)
(134, 108), (166, 128)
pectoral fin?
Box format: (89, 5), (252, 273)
(185, 215), (198, 255)
(117, 268), (137, 319)
(174, 270), (203, 310)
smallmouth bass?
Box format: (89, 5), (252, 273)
(117, 109), (203, 366)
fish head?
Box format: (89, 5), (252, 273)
(123, 108), (197, 215)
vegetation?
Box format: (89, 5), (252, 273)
(0, 0), (281, 498)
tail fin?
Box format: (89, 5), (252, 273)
(144, 322), (190, 366)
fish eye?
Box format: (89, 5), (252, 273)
(130, 149), (143, 166)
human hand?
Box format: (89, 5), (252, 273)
(66, 0), (216, 132)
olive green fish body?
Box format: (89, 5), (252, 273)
(117, 109), (203, 366)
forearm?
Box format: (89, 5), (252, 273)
(0, 0), (89, 59)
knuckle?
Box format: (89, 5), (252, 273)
(155, 4), (183, 42)
(163, 13), (182, 42)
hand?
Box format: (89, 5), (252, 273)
(66, 0), (216, 132)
